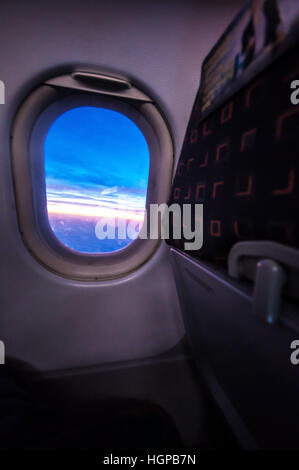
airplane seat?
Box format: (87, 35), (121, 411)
(167, 0), (299, 449)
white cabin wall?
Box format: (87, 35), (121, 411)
(0, 0), (243, 371)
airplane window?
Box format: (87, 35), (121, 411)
(44, 106), (150, 253)
(11, 72), (173, 279)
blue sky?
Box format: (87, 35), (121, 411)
(44, 106), (150, 218)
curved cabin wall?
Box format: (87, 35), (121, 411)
(0, 0), (243, 371)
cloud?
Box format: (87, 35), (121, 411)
(44, 106), (149, 220)
(101, 186), (118, 195)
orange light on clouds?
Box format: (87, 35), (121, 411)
(47, 202), (144, 221)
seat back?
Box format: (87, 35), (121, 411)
(168, 0), (299, 449)
(168, 0), (299, 266)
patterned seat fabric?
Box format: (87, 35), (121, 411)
(167, 42), (299, 267)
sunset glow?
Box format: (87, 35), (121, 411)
(44, 106), (149, 253)
(47, 202), (144, 221)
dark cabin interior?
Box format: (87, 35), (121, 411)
(0, 0), (299, 456)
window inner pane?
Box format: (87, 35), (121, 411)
(44, 106), (150, 253)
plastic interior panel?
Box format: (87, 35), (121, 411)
(170, 248), (299, 449)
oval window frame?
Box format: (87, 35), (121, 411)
(11, 72), (174, 280)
